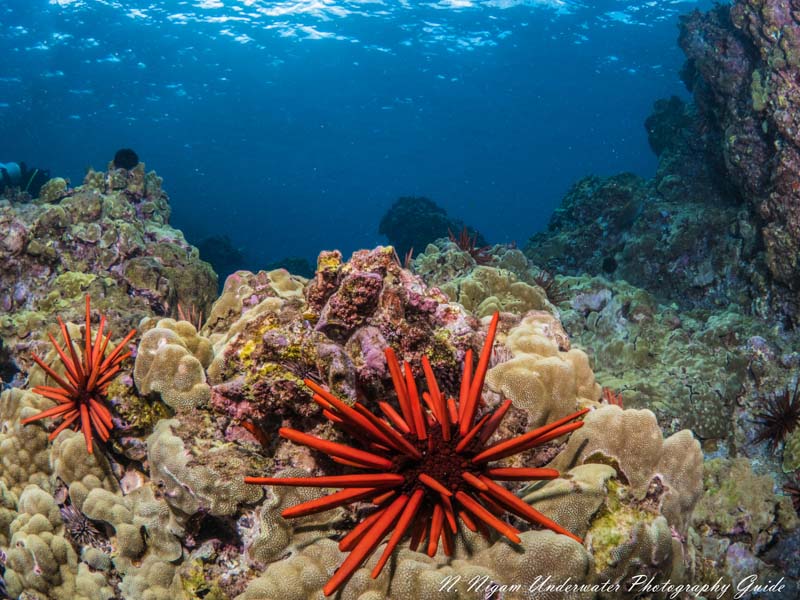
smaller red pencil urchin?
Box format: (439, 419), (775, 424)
(22, 295), (136, 454)
(601, 386), (624, 408)
(245, 312), (589, 596)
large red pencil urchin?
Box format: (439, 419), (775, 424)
(22, 295), (136, 454)
(245, 312), (589, 596)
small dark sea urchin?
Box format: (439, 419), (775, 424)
(245, 312), (588, 596)
(0, 549), (7, 600)
(60, 504), (106, 550)
(784, 473), (800, 516)
(752, 381), (800, 452)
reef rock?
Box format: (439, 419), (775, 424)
(526, 0), (800, 327)
(0, 162), (217, 384)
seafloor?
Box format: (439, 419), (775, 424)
(1, 1), (800, 599)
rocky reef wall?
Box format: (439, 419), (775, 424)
(527, 0), (800, 328)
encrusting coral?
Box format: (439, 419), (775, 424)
(244, 312), (588, 595)
(0, 161), (216, 386)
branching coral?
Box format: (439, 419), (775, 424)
(22, 295), (136, 454)
(245, 312), (588, 596)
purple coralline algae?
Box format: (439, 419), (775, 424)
(208, 247), (479, 443)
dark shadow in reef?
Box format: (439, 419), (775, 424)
(0, 339), (20, 390)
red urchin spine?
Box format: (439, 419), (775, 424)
(22, 296), (135, 454)
(245, 311), (589, 596)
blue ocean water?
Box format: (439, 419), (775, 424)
(0, 0), (714, 274)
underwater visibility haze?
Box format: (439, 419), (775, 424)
(3, 0), (800, 599)
(2, 0), (712, 269)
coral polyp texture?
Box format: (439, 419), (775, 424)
(22, 295), (136, 454)
(245, 312), (587, 595)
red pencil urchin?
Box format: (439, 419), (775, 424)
(245, 312), (588, 596)
(22, 296), (136, 454)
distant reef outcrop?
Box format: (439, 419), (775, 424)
(527, 0), (800, 329)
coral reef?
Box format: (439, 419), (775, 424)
(231, 311), (703, 598)
(691, 457), (798, 592)
(0, 161), (217, 380)
(413, 236), (800, 593)
(413, 241), (560, 317)
(682, 1), (800, 296)
(207, 248), (478, 445)
(7, 37), (800, 591)
(1, 233), (722, 598)
(524, 155), (752, 313)
(243, 312), (588, 595)
(556, 275), (755, 440)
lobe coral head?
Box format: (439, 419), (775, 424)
(245, 311), (589, 596)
